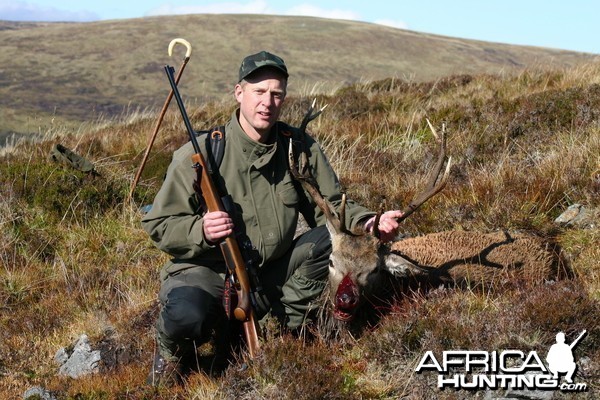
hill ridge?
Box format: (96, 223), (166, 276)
(0, 14), (596, 137)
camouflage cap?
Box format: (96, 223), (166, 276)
(238, 51), (288, 82)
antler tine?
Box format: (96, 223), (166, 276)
(299, 99), (315, 133)
(397, 120), (452, 223)
(338, 193), (347, 233)
(296, 99), (327, 175)
(289, 99), (345, 234)
(288, 142), (342, 233)
(372, 208), (383, 240)
(299, 98), (328, 133)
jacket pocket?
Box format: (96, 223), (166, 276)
(276, 179), (299, 206)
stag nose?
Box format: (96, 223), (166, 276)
(335, 274), (359, 309)
(339, 293), (353, 306)
(336, 291), (358, 309)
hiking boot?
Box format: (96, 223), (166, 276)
(146, 352), (183, 387)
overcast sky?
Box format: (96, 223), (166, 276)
(1, 0), (599, 55)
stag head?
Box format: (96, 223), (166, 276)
(290, 101), (451, 321)
(323, 197), (430, 321)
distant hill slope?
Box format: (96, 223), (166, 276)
(0, 14), (597, 137)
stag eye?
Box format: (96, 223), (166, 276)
(328, 262), (337, 278)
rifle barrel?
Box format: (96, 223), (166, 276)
(164, 65), (201, 155)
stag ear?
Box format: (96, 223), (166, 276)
(382, 252), (428, 277)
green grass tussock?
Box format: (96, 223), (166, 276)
(1, 63), (599, 398)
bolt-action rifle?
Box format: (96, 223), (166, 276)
(164, 65), (261, 359)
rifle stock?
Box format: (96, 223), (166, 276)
(164, 65), (261, 358)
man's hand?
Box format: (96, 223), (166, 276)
(203, 211), (234, 244)
(363, 210), (404, 242)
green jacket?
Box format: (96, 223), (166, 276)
(142, 110), (373, 274)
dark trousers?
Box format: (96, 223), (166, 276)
(155, 225), (331, 360)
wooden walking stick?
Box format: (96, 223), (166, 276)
(128, 38), (192, 203)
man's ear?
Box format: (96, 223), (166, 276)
(234, 83), (243, 102)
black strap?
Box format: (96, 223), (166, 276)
(199, 122), (300, 177)
(191, 126), (226, 209)
(204, 125), (226, 178)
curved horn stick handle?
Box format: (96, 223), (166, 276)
(168, 38), (192, 58)
(128, 38), (193, 203)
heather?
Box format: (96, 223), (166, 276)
(1, 63), (599, 398)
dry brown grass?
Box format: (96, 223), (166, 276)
(1, 63), (598, 398)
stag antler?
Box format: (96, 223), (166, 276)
(287, 99), (351, 234)
(292, 99), (328, 176)
(396, 119), (452, 223)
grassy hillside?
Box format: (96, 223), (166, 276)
(1, 61), (599, 398)
(0, 14), (597, 141)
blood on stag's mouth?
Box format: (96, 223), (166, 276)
(333, 274), (359, 321)
(333, 308), (354, 322)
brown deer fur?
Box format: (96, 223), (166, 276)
(321, 227), (569, 328)
(390, 230), (569, 286)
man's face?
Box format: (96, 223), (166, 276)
(235, 68), (287, 141)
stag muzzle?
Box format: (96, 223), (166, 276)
(333, 274), (360, 321)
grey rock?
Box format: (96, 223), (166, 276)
(55, 334), (101, 378)
(554, 204), (597, 228)
(53, 347), (68, 365)
(23, 386), (57, 400)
